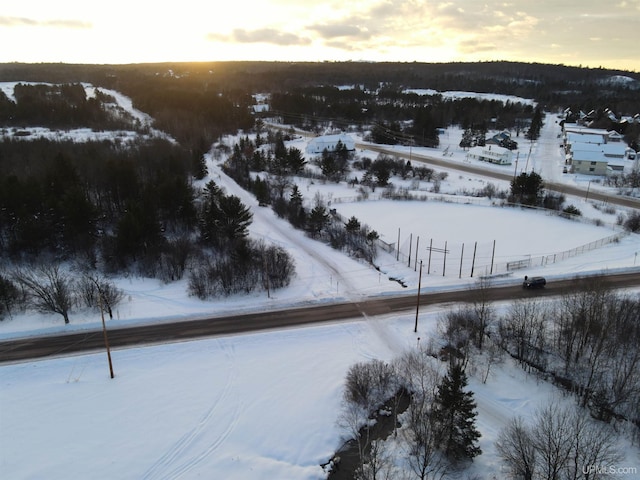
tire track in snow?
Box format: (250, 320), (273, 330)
(163, 396), (242, 480)
(472, 383), (514, 443)
(141, 340), (238, 480)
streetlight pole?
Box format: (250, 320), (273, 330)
(414, 260), (423, 333)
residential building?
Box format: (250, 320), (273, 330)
(466, 145), (512, 165)
(306, 133), (355, 154)
(570, 151), (609, 175)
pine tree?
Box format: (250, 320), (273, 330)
(526, 106), (544, 140)
(432, 363), (482, 462)
(307, 205), (329, 237)
(288, 185), (306, 228)
(286, 146), (306, 174)
(345, 216), (361, 233)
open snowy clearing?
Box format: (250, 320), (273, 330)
(1, 83), (639, 479)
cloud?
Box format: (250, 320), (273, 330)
(208, 28), (311, 46)
(457, 38), (498, 54)
(0, 16), (91, 28)
(307, 22), (373, 40)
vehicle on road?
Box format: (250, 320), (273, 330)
(523, 276), (546, 288)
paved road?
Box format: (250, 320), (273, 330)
(359, 143), (640, 210)
(1, 272), (638, 363)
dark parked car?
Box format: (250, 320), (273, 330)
(523, 276), (546, 288)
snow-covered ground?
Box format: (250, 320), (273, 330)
(1, 83), (639, 479)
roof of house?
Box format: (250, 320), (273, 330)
(567, 132), (606, 145)
(570, 142), (627, 156)
(571, 151), (608, 162)
(563, 123), (610, 136)
(305, 133), (355, 153)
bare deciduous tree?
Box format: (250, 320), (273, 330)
(344, 360), (396, 413)
(469, 276), (495, 350)
(78, 273), (124, 319)
(396, 349), (447, 480)
(13, 264), (75, 324)
(338, 397), (371, 476)
(531, 401), (575, 480)
(567, 407), (623, 480)
(498, 401), (623, 480)
(496, 416), (537, 480)
(498, 298), (548, 371)
(359, 439), (395, 480)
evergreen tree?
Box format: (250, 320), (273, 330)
(473, 124), (487, 147)
(253, 176), (271, 206)
(432, 363), (482, 462)
(215, 195), (253, 243)
(345, 216), (361, 233)
(334, 140), (350, 164)
(459, 128), (474, 150)
(526, 106), (544, 140)
(307, 205), (330, 237)
(510, 171), (544, 205)
(288, 185), (306, 228)
(0, 274), (19, 320)
(286, 146), (306, 174)
(273, 131), (287, 160)
(370, 157), (392, 186)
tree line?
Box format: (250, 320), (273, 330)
(269, 86), (538, 147)
(0, 83), (138, 131)
(0, 136), (296, 322)
(2, 60), (638, 135)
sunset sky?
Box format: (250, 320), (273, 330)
(1, 0), (639, 71)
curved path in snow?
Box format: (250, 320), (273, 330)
(1, 271), (639, 363)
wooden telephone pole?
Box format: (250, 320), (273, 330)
(98, 288), (114, 379)
(414, 260), (423, 333)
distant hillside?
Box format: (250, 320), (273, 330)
(0, 61), (638, 111)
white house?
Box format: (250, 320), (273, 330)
(466, 145), (513, 165)
(305, 133), (355, 155)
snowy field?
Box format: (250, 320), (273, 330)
(1, 83), (639, 479)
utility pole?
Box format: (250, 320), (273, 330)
(98, 292), (114, 379)
(414, 260), (423, 333)
(263, 255), (270, 298)
(490, 240), (496, 274)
